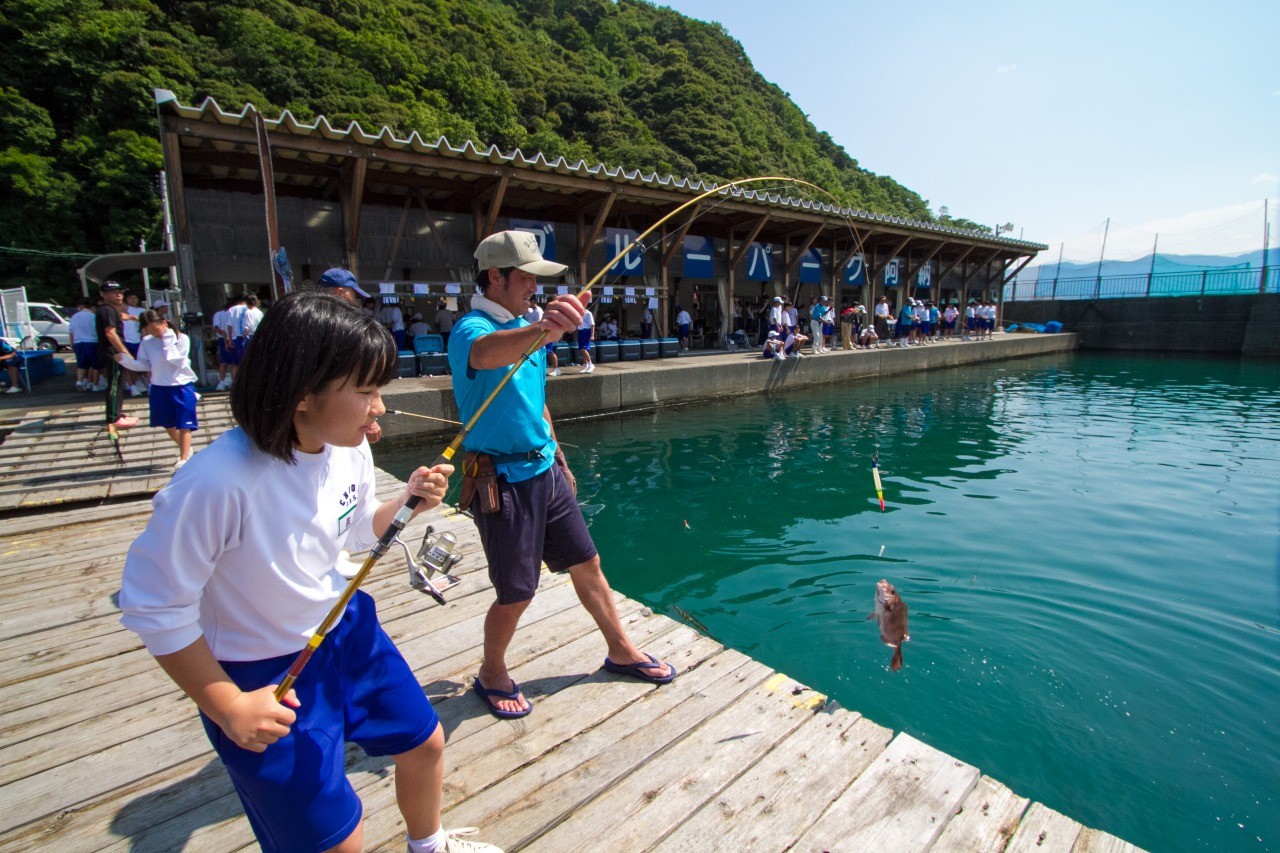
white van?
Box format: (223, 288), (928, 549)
(23, 302), (73, 351)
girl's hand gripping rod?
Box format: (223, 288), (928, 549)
(274, 175), (838, 702)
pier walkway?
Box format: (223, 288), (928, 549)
(0, 338), (1142, 852)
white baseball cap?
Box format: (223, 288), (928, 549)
(474, 230), (567, 277)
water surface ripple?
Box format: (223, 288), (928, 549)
(381, 352), (1280, 852)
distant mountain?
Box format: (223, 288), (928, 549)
(1019, 249), (1275, 282)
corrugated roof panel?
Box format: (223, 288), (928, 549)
(155, 93), (1046, 250)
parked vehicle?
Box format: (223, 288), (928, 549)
(23, 302), (72, 351)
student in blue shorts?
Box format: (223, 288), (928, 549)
(114, 309), (200, 467)
(120, 293), (499, 853)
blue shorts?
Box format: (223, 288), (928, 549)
(149, 384), (199, 430)
(545, 342), (556, 354)
(967, 317), (977, 330)
(577, 329), (593, 350)
(919, 322), (931, 335)
(233, 336), (248, 364)
(469, 464), (598, 605)
(201, 591), (438, 853)
(73, 342), (99, 370)
(678, 323), (691, 338)
(125, 341), (140, 357)
(218, 339), (235, 365)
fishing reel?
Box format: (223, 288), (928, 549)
(392, 525), (463, 606)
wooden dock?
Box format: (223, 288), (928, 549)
(0, 401), (1143, 852)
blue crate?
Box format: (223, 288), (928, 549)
(640, 339), (659, 359)
(619, 340), (641, 361)
(594, 340), (619, 363)
(659, 337), (680, 357)
(417, 352), (449, 376)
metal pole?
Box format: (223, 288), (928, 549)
(1147, 233), (1158, 296)
(1260, 199), (1270, 294)
(1095, 218), (1109, 299)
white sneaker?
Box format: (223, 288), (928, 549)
(773, 352), (784, 361)
(580, 363), (594, 374)
(92, 379), (108, 391)
(135, 382), (149, 395)
(548, 368), (560, 376)
(410, 827), (503, 853)
(5, 385), (21, 394)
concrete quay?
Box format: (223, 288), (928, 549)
(378, 332), (1079, 445)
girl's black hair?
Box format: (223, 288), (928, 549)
(137, 309), (164, 328)
(231, 292), (397, 463)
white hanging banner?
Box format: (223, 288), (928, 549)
(558, 285), (569, 295)
(445, 282), (461, 295)
(648, 297), (659, 309)
(379, 282), (395, 295)
(412, 283), (429, 295)
(645, 287), (655, 297)
(625, 287), (635, 297)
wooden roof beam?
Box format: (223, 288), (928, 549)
(936, 245), (976, 283)
(729, 214), (771, 267)
(962, 249), (1003, 286)
(578, 190), (616, 261)
(868, 235), (912, 282)
(661, 203), (701, 266)
(785, 223), (825, 276)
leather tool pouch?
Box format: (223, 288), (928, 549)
(461, 451), (501, 514)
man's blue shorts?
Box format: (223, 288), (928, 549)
(148, 384), (199, 430)
(73, 342), (98, 370)
(469, 464), (598, 605)
(576, 328), (592, 350)
(199, 591), (438, 853)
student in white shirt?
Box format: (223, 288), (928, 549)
(576, 306), (596, 373)
(69, 297), (101, 390)
(122, 292), (147, 396)
(119, 293), (496, 853)
(378, 300), (407, 351)
(115, 309), (200, 467)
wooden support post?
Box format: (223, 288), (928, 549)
(340, 156), (367, 276)
(382, 195), (412, 282)
(479, 170), (511, 239)
(578, 191), (615, 287)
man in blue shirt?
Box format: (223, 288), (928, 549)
(449, 230), (677, 719)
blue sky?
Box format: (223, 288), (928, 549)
(656, 1), (1279, 262)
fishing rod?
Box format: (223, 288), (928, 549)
(274, 175), (854, 700)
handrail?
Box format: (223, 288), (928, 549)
(1005, 265), (1277, 301)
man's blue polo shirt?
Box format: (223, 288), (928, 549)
(448, 309), (555, 483)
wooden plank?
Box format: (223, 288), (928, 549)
(439, 652), (765, 850)
(933, 774), (1030, 852)
(792, 732), (980, 852)
(653, 704), (893, 852)
(1005, 802), (1084, 853)
(1073, 826), (1145, 852)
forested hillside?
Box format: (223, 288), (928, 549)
(2, 0), (952, 301)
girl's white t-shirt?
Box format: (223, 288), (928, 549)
(120, 428), (383, 661)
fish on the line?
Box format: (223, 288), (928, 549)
(869, 578), (910, 672)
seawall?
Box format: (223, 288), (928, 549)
(379, 333), (1079, 445)
(1004, 293), (1280, 357)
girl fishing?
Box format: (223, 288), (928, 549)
(114, 308), (199, 468)
(119, 293), (499, 853)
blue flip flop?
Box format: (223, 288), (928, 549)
(472, 676), (532, 719)
(602, 653), (677, 684)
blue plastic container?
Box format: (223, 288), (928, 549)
(594, 341), (619, 363)
(417, 352), (449, 376)
(619, 340), (641, 361)
(659, 337), (680, 357)
(640, 339), (659, 359)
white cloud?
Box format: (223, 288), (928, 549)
(996, 63), (1017, 74)
(1252, 172), (1279, 185)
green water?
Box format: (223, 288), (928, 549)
(379, 352), (1280, 852)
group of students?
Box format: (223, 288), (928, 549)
(210, 293), (264, 391)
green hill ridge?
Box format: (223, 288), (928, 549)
(2, 0), (968, 302)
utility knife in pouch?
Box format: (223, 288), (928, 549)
(462, 452), (501, 513)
